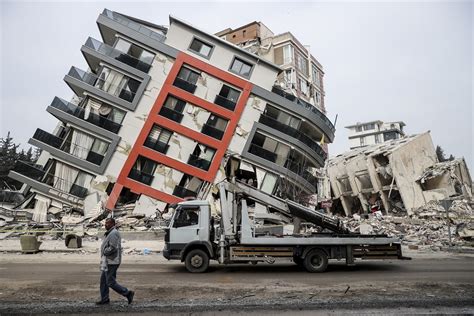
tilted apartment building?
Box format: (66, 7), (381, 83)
(9, 9), (335, 218)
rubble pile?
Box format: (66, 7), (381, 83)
(343, 199), (474, 250)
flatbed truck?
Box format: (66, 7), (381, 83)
(163, 181), (406, 273)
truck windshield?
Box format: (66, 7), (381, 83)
(172, 207), (200, 228)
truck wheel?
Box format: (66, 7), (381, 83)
(185, 249), (209, 273)
(303, 249), (328, 273)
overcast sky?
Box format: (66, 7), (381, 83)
(1, 1), (472, 170)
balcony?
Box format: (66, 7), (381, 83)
(214, 95), (237, 111)
(101, 9), (166, 43)
(31, 129), (106, 167)
(48, 97), (121, 134)
(65, 66), (137, 103)
(173, 185), (198, 198)
(32, 129), (63, 149)
(271, 85), (335, 139)
(159, 106), (184, 123)
(187, 154), (211, 171)
(201, 124), (224, 140)
(9, 161), (88, 201)
(143, 139), (169, 154)
(128, 168), (154, 185)
(173, 77), (197, 94)
(259, 114), (327, 160)
(284, 160), (318, 185)
(248, 144), (277, 163)
(84, 37), (152, 73)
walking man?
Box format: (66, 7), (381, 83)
(96, 217), (135, 305)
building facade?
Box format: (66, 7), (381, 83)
(345, 120), (405, 149)
(9, 10), (335, 218)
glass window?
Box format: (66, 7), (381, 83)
(312, 66), (320, 86)
(177, 67), (200, 84)
(260, 173), (278, 194)
(189, 38), (213, 57)
(219, 85), (240, 102)
(230, 57), (253, 77)
(283, 44), (293, 64)
(148, 125), (172, 144)
(114, 38), (132, 54)
(173, 207), (200, 228)
(164, 96), (186, 113)
(90, 139), (109, 155)
(206, 115), (228, 131)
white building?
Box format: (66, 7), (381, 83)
(345, 120), (405, 149)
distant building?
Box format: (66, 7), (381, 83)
(345, 120), (405, 149)
(216, 22), (326, 114)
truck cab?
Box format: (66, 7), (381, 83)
(163, 200), (215, 272)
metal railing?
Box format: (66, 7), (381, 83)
(32, 128), (105, 166)
(248, 144), (277, 163)
(128, 168), (154, 185)
(271, 85), (335, 134)
(85, 37), (152, 73)
(173, 185), (197, 198)
(102, 9), (166, 42)
(67, 66), (138, 103)
(201, 124), (224, 140)
(187, 154), (211, 171)
(143, 139), (169, 154)
(50, 97), (121, 134)
(259, 114), (327, 159)
(159, 106), (184, 123)
(173, 77), (197, 94)
(214, 95), (237, 111)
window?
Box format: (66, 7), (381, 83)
(230, 57), (253, 77)
(360, 137), (365, 146)
(177, 67), (200, 85)
(264, 105), (300, 129)
(356, 126), (363, 132)
(95, 66), (140, 102)
(260, 173), (278, 194)
(384, 131), (399, 142)
(299, 77), (309, 96)
(312, 66), (320, 87)
(188, 144), (215, 171)
(364, 123), (375, 131)
(375, 134), (380, 143)
(202, 114), (228, 140)
(160, 95), (186, 122)
(189, 38), (213, 58)
(296, 53), (308, 75)
(250, 132), (290, 165)
(144, 124), (172, 153)
(283, 44), (293, 64)
(129, 156), (157, 185)
(174, 174), (203, 197)
(173, 207), (200, 228)
(215, 85), (240, 111)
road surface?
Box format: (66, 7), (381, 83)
(0, 251), (473, 314)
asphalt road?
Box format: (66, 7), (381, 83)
(0, 254), (473, 314)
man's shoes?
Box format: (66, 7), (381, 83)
(127, 290), (135, 305)
(95, 299), (110, 305)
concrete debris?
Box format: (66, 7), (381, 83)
(342, 199), (474, 250)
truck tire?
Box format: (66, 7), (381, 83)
(185, 249), (209, 273)
(303, 249), (328, 273)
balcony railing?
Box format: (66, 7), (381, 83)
(248, 144), (277, 163)
(173, 77), (197, 93)
(143, 139), (169, 154)
(201, 124), (224, 140)
(12, 161), (45, 181)
(32, 129), (63, 149)
(86, 151), (105, 165)
(50, 97), (121, 134)
(85, 37), (152, 73)
(173, 185), (198, 198)
(33, 128), (106, 166)
(271, 85), (335, 134)
(67, 66), (137, 103)
(284, 160), (318, 185)
(259, 114), (327, 160)
(102, 9), (166, 42)
(214, 95), (237, 111)
(128, 168), (154, 185)
(187, 154), (211, 171)
(159, 106), (184, 123)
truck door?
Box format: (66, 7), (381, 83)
(169, 206), (203, 245)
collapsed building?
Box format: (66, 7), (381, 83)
(5, 9), (334, 229)
(327, 132), (472, 216)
